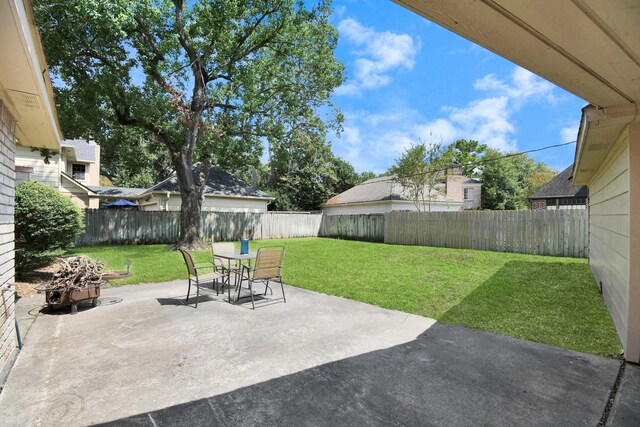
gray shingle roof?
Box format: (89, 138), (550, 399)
(61, 139), (97, 162)
(142, 165), (272, 199)
(528, 165), (589, 199)
(324, 175), (454, 206)
(88, 186), (147, 198)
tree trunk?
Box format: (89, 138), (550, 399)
(174, 156), (205, 249)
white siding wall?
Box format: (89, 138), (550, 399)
(0, 101), (17, 382)
(14, 144), (59, 188)
(60, 175), (93, 209)
(588, 128), (630, 355)
(141, 194), (268, 212)
(323, 200), (463, 215)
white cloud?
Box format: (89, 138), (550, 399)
(474, 67), (556, 106)
(332, 66), (561, 172)
(336, 19), (419, 96)
(560, 125), (579, 143)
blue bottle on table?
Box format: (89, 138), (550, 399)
(240, 238), (249, 255)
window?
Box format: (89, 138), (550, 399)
(72, 164), (86, 180)
(464, 187), (474, 201)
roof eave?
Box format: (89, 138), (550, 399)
(573, 103), (639, 185)
(0, 0), (63, 149)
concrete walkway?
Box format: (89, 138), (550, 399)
(0, 280), (630, 426)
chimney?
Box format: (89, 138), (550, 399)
(445, 163), (464, 202)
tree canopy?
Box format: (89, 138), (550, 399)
(386, 139), (556, 211)
(35, 0), (344, 246)
(480, 148), (556, 210)
(388, 141), (448, 212)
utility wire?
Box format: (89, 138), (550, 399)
(358, 140), (577, 186)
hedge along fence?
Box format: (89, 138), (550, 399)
(76, 210), (323, 246)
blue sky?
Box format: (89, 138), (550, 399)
(326, 0), (586, 175)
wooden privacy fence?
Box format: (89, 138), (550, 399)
(77, 209), (589, 258)
(320, 214), (384, 242)
(76, 210), (322, 246)
(384, 210), (589, 258)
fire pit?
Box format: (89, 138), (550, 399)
(101, 272), (132, 281)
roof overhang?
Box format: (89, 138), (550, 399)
(392, 0), (640, 108)
(61, 172), (97, 195)
(573, 103), (639, 185)
(0, 0), (62, 149)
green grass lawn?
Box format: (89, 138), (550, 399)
(69, 237), (622, 357)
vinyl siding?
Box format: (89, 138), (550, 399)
(60, 175), (92, 209)
(588, 128), (630, 353)
(14, 144), (60, 188)
(141, 194), (268, 212)
(323, 200), (463, 215)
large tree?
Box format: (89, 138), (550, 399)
(441, 139), (487, 178)
(34, 0), (343, 247)
(480, 148), (556, 210)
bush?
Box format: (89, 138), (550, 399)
(15, 182), (84, 276)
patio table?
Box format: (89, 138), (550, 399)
(215, 251), (257, 303)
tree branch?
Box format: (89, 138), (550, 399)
(133, 15), (189, 113)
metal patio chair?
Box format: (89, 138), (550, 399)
(211, 242), (241, 292)
(179, 248), (224, 307)
(237, 247), (286, 310)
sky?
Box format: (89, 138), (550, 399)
(326, 0), (587, 175)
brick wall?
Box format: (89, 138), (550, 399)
(531, 199), (547, 210)
(0, 99), (17, 384)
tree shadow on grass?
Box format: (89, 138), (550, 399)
(438, 260), (622, 357)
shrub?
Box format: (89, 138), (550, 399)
(15, 182), (84, 276)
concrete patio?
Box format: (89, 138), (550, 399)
(0, 280), (635, 426)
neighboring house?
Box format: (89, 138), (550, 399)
(17, 141), (272, 213)
(394, 1), (640, 361)
(322, 165), (481, 215)
(528, 165), (588, 210)
(14, 138), (101, 208)
(0, 0), (63, 382)
(128, 166), (272, 212)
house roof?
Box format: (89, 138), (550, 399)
(528, 165), (588, 200)
(61, 139), (97, 162)
(88, 186), (147, 199)
(61, 171), (97, 195)
(142, 165), (272, 200)
(323, 175), (457, 206)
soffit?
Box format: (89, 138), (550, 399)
(0, 0), (61, 149)
(392, 0), (640, 107)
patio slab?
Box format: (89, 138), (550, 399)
(0, 280), (625, 426)
(607, 363), (640, 426)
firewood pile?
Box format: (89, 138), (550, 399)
(41, 256), (106, 291)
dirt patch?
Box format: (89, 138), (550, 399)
(14, 282), (40, 298)
(14, 260), (112, 299)
(14, 264), (57, 298)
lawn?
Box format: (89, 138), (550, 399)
(69, 237), (622, 357)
